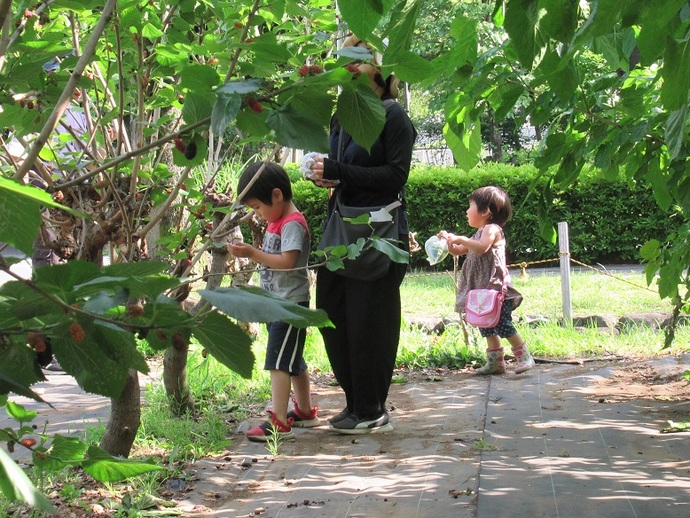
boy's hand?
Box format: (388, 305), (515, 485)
(227, 242), (255, 259)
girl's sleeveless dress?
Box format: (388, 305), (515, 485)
(455, 226), (522, 314)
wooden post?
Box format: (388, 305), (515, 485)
(558, 222), (573, 326)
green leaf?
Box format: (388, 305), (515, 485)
(369, 238), (410, 264)
(665, 104), (687, 160)
(5, 401), (38, 423)
(0, 181), (45, 256)
(384, 50), (435, 84)
(0, 371), (45, 403)
(216, 78), (264, 95)
(198, 286), (333, 329)
(661, 35), (690, 110)
(540, 217), (557, 244)
(636, 0), (687, 64)
(246, 32), (294, 63)
(50, 321), (143, 398)
(235, 107), (270, 139)
(0, 448), (55, 512)
(211, 93), (242, 136)
(644, 159), (673, 211)
(540, 0), (579, 43)
(339, 0), (387, 40)
(335, 79), (386, 152)
(81, 445), (163, 482)
(383, 0), (421, 61)
(141, 22), (164, 39)
(504, 0), (547, 69)
(34, 435), (89, 471)
(280, 87), (334, 129)
(443, 119), (482, 172)
(181, 92), (213, 127)
(658, 264), (680, 299)
(0, 338), (46, 398)
(536, 49), (577, 102)
(180, 65), (221, 93)
(192, 311), (254, 379)
(265, 104), (329, 153)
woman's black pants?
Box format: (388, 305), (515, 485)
(316, 251), (407, 419)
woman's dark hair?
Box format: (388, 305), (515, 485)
(470, 186), (512, 226)
(237, 161), (292, 206)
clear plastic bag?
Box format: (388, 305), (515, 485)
(300, 152), (339, 186)
(425, 235), (448, 265)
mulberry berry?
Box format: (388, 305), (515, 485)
(184, 141), (198, 159)
(69, 322), (86, 343)
(173, 136), (186, 153)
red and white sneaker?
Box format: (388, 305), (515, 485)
(245, 411), (294, 442)
(286, 398), (320, 428)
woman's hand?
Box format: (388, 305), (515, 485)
(310, 157), (339, 188)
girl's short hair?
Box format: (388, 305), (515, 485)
(237, 162), (292, 206)
(470, 186), (512, 226)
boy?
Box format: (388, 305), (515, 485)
(228, 162), (319, 441)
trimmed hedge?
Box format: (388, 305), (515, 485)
(286, 163), (678, 270)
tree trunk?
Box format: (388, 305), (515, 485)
(99, 369), (140, 457)
(487, 108), (503, 162)
(163, 340), (194, 415)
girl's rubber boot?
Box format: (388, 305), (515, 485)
(512, 342), (535, 374)
(476, 348), (506, 375)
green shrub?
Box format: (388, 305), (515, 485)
(288, 162), (678, 268)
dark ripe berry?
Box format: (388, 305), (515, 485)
(249, 101), (263, 113)
(298, 65), (310, 77)
(173, 136), (186, 153)
(184, 141), (197, 159)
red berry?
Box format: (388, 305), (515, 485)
(173, 136), (186, 153)
(20, 438), (37, 448)
(298, 65), (309, 77)
(28, 332), (46, 353)
(309, 65), (323, 74)
(234, 22), (244, 29)
(69, 322), (85, 343)
(346, 63), (360, 75)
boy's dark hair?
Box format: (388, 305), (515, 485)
(237, 161), (292, 205)
(470, 186), (512, 226)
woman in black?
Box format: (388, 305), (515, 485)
(309, 35), (417, 434)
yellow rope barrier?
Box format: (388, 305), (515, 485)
(405, 255), (657, 293)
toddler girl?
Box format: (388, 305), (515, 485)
(438, 186), (534, 374)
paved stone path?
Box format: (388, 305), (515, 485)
(176, 355), (690, 517)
